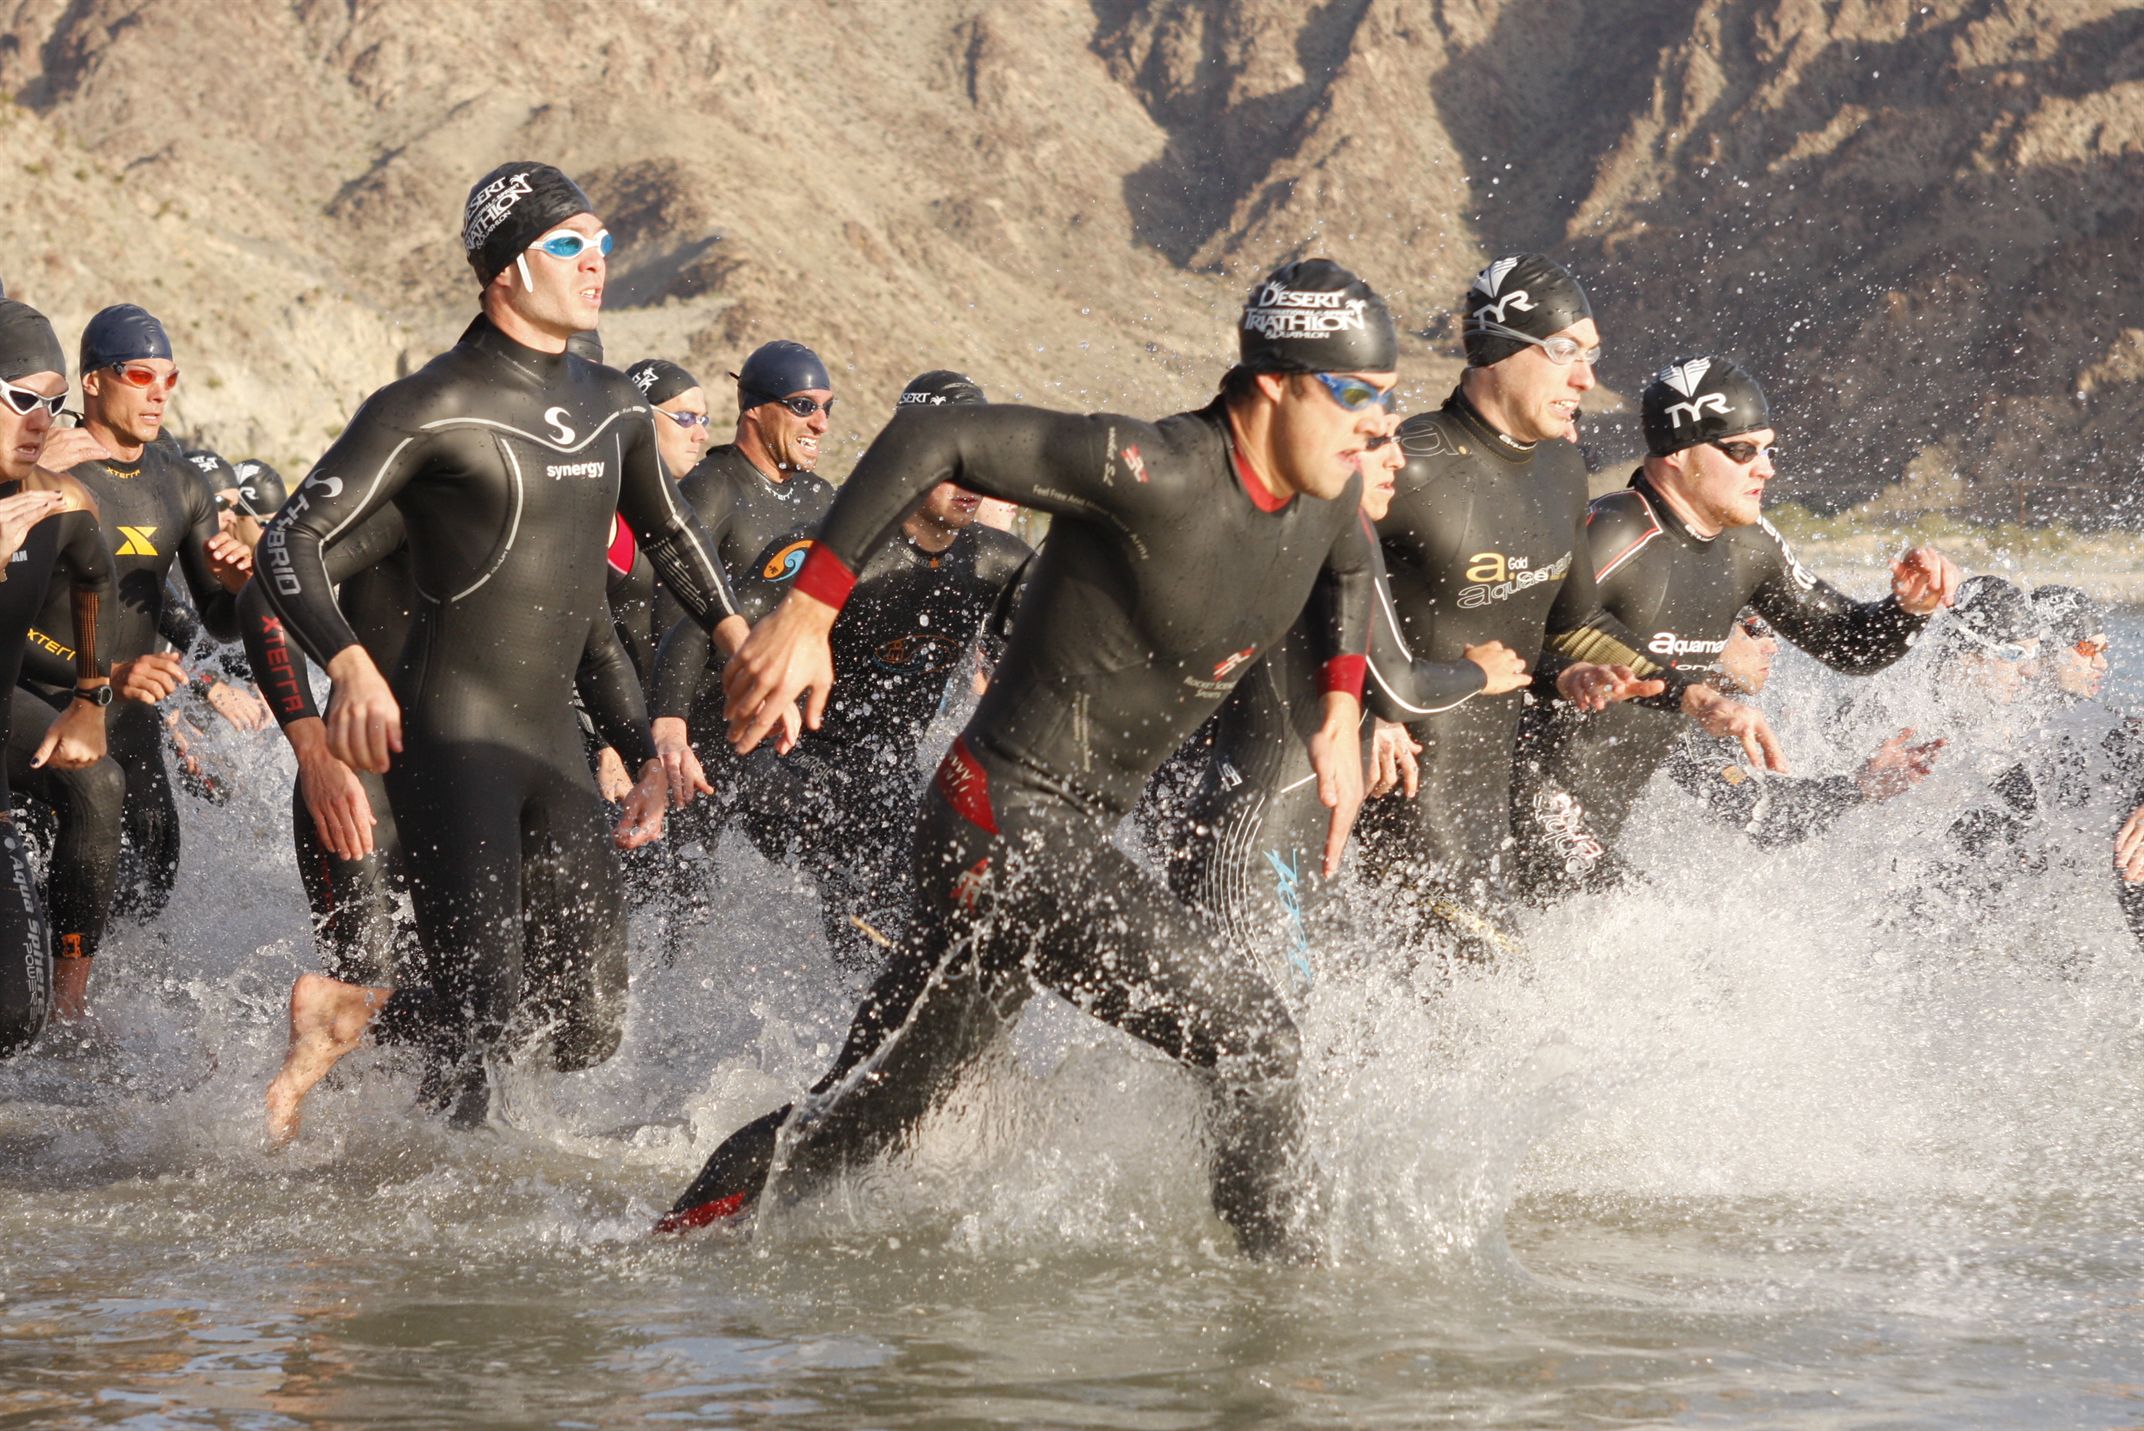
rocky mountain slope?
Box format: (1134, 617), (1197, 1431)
(2, 0), (2137, 524)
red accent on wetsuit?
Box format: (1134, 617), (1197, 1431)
(933, 736), (999, 834)
(793, 544), (858, 609)
(606, 515), (637, 577)
(652, 1190), (748, 1235)
(1318, 653), (1367, 700)
(1230, 443), (1293, 514)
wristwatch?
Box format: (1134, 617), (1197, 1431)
(71, 683), (114, 708)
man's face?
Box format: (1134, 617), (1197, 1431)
(1965, 640), (2041, 704)
(652, 386), (711, 477)
(1672, 427), (1777, 530)
(0, 371), (64, 480)
(1719, 624), (1778, 695)
(502, 211), (606, 336)
(82, 357), (177, 446)
(1269, 370), (1397, 502)
(1357, 418), (1403, 523)
(743, 388), (832, 473)
(915, 481), (981, 532)
(1488, 318), (1598, 443)
(2050, 634), (2109, 699)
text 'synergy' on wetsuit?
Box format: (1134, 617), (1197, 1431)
(1163, 528), (1482, 990)
(239, 506), (417, 987)
(1356, 388), (1684, 921)
(665, 400), (1371, 1258)
(258, 315), (739, 1120)
(17, 440), (225, 925)
(1510, 470), (1927, 899)
(0, 489), (115, 1056)
(653, 518), (1032, 967)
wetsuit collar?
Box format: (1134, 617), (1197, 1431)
(1445, 386), (1537, 464)
(460, 313), (568, 382)
(1630, 469), (1716, 544)
(1214, 404), (1294, 513)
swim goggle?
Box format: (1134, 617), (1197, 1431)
(655, 408), (712, 429)
(2072, 636), (2109, 659)
(1465, 317), (1602, 367)
(109, 363), (179, 392)
(0, 377), (66, 417)
(1710, 438), (1781, 466)
(1310, 372), (1394, 412)
(1950, 621), (2039, 663)
(527, 227), (613, 261)
(743, 391), (836, 420)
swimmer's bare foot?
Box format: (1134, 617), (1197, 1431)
(51, 954), (92, 1024)
(266, 972), (390, 1144)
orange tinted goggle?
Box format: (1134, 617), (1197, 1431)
(2075, 637), (2108, 659)
(110, 364), (179, 392)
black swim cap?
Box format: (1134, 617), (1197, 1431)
(1462, 254), (1593, 367)
(462, 162), (594, 288)
(80, 303), (172, 375)
(0, 299), (65, 383)
(1947, 575), (2039, 652)
(231, 458), (289, 520)
(1641, 356), (1771, 457)
(2031, 585), (2106, 644)
(897, 370), (987, 409)
(183, 448), (236, 494)
(626, 358), (700, 407)
(565, 330), (604, 364)
(735, 341), (831, 407)
(1238, 258), (1397, 374)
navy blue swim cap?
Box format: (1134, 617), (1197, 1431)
(1462, 254), (1593, 368)
(735, 341), (831, 407)
(897, 370), (986, 409)
(1238, 258), (1397, 375)
(626, 358), (700, 407)
(0, 299), (65, 383)
(1641, 356), (1771, 457)
(80, 303), (172, 375)
(462, 162), (594, 288)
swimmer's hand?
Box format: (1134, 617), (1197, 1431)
(1462, 639), (1530, 696)
(203, 676), (272, 733)
(2117, 802), (2144, 884)
(290, 717), (376, 860)
(614, 760), (670, 848)
(1309, 691), (1365, 879)
(1684, 684), (1787, 774)
(324, 646), (403, 773)
(204, 530), (254, 594)
(594, 745), (634, 803)
(33, 696), (107, 770)
(1367, 717), (1420, 799)
(1557, 661), (1665, 712)
(723, 590), (836, 754)
(112, 651), (187, 705)
(31, 427), (110, 480)
(0, 489), (66, 566)
(1856, 727), (1944, 802)
(1891, 546), (1961, 616)
(650, 717), (715, 807)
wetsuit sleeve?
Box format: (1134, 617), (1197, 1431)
(241, 508), (412, 728)
(175, 473), (240, 641)
(615, 412), (739, 632)
(1666, 735), (1861, 848)
(1308, 504), (1372, 700)
(1747, 521), (1927, 673)
(159, 576), (203, 652)
(1363, 530), (1485, 721)
(574, 609), (657, 769)
(21, 510), (117, 688)
(257, 390), (433, 666)
(792, 406), (1112, 610)
(1540, 504), (1692, 707)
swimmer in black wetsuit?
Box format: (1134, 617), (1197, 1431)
(257, 162), (749, 1139)
(1508, 356), (1959, 901)
(15, 306), (239, 996)
(653, 369), (1032, 970)
(0, 298), (118, 1053)
(1352, 254), (1684, 946)
(1660, 616), (1943, 852)
(663, 258), (1393, 1260)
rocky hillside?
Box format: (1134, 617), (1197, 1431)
(2, 0), (2137, 525)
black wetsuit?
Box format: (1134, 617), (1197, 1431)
(17, 441), (229, 924)
(239, 507), (416, 987)
(665, 400), (1371, 1258)
(654, 518), (1032, 968)
(258, 315), (739, 1120)
(1663, 730), (1866, 848)
(1163, 530), (1483, 989)
(1509, 471), (1927, 899)
(1356, 388), (1685, 925)
(0, 491), (115, 1056)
